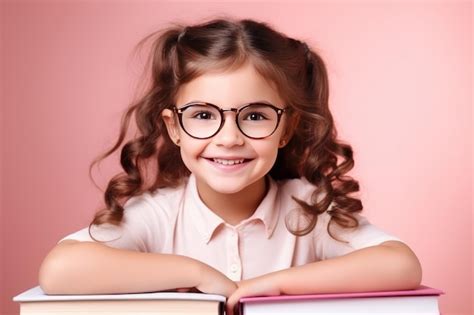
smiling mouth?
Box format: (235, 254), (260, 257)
(203, 157), (253, 166)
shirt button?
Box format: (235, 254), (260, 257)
(230, 264), (238, 272)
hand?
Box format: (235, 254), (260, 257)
(195, 262), (238, 298)
(226, 273), (282, 315)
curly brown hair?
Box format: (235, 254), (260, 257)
(87, 16), (363, 244)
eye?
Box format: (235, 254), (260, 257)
(242, 112), (269, 121)
(191, 111), (216, 120)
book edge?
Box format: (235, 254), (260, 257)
(239, 285), (445, 303)
(13, 286), (226, 303)
(239, 295), (440, 313)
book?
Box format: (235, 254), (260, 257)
(13, 285), (226, 315)
(238, 285), (444, 315)
(13, 284), (445, 315)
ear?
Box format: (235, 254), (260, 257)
(161, 109), (181, 145)
(279, 113), (300, 148)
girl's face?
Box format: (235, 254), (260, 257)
(162, 62), (289, 197)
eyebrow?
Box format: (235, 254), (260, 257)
(184, 100), (277, 107)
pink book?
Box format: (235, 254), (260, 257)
(238, 285), (445, 315)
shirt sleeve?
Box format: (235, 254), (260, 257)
(313, 210), (405, 260)
(57, 193), (169, 253)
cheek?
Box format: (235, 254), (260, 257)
(178, 139), (207, 163)
(254, 140), (280, 160)
(177, 146), (195, 172)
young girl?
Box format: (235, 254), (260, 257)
(39, 17), (422, 315)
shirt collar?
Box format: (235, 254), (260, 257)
(186, 173), (280, 244)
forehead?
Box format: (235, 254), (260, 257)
(175, 62), (284, 107)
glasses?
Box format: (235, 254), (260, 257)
(173, 102), (287, 139)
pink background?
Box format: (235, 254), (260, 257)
(1, 1), (472, 315)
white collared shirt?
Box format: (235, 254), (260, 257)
(58, 173), (403, 281)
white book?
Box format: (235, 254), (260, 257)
(13, 285), (226, 315)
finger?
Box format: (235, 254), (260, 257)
(175, 287), (199, 293)
(227, 302), (241, 315)
(226, 296), (240, 315)
(226, 302), (234, 315)
(175, 288), (190, 292)
(226, 296), (234, 315)
(233, 301), (240, 315)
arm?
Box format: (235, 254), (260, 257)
(39, 240), (236, 296)
(277, 240), (422, 294)
(225, 241), (422, 315)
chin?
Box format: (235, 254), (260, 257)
(205, 181), (248, 195)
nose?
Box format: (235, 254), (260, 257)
(213, 112), (245, 147)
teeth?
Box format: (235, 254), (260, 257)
(213, 158), (245, 165)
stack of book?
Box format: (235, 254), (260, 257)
(13, 284), (444, 315)
(237, 285), (444, 314)
(13, 286), (225, 315)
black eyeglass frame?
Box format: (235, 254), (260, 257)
(172, 101), (287, 140)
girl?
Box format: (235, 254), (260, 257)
(38, 17), (422, 315)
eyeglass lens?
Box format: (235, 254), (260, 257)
(180, 104), (280, 138)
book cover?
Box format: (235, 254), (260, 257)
(238, 285), (445, 315)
